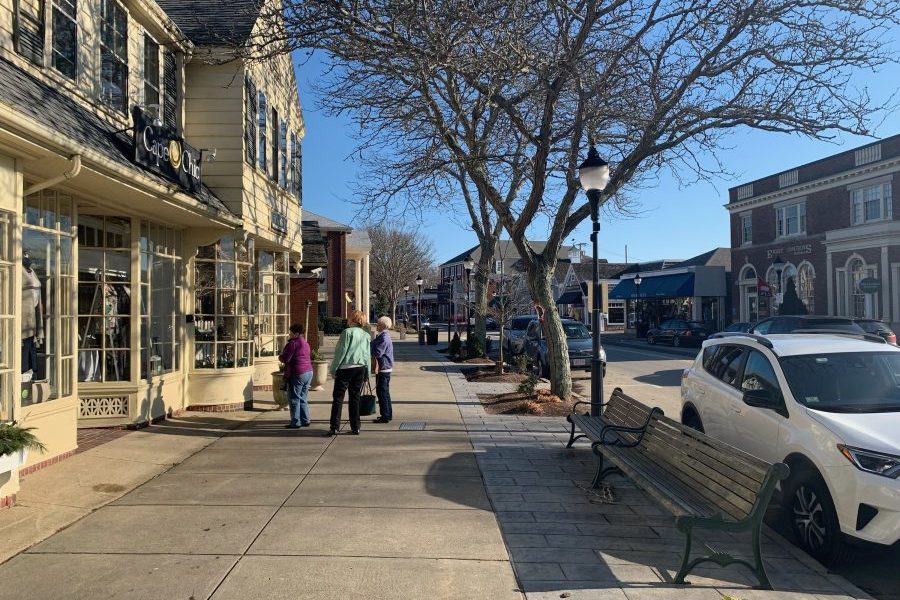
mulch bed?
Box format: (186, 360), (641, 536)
(463, 367), (531, 383)
(477, 389), (580, 416)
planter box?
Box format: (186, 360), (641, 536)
(271, 372), (288, 409)
(311, 361), (328, 391)
(0, 449), (28, 474)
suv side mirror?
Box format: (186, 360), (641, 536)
(743, 388), (780, 410)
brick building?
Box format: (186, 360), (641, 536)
(727, 135), (900, 327)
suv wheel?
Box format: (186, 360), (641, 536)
(787, 471), (850, 565)
(647, 334), (656, 345)
(672, 336), (681, 347)
(683, 412), (704, 433)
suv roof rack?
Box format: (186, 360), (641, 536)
(708, 331), (774, 349)
(791, 328), (887, 344)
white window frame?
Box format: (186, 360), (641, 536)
(851, 182), (892, 226)
(740, 213), (752, 245)
(775, 200), (806, 239)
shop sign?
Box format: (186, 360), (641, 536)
(271, 212), (288, 235)
(132, 107), (202, 193)
(858, 277), (881, 294)
(766, 244), (812, 259)
(757, 276), (772, 297)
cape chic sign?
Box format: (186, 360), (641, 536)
(132, 107), (202, 193)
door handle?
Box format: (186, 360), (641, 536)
(731, 405), (743, 414)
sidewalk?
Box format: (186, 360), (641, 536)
(0, 337), (520, 600)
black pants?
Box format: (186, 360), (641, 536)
(22, 336), (36, 373)
(376, 372), (392, 421)
(330, 366), (368, 432)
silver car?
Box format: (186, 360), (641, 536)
(523, 319), (606, 378)
(503, 314), (538, 355)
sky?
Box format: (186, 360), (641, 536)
(296, 51), (900, 266)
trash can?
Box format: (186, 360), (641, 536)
(426, 326), (439, 345)
(418, 328), (426, 345)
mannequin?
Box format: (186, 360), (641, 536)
(21, 251), (44, 375)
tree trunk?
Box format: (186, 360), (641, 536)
(525, 257), (571, 399)
(473, 247), (494, 355)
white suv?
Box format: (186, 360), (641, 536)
(680, 332), (900, 565)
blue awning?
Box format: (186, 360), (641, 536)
(609, 273), (695, 300)
(556, 290), (583, 305)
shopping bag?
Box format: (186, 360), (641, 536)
(360, 378), (377, 416)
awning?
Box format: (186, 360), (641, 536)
(609, 273), (695, 300)
(556, 290), (583, 305)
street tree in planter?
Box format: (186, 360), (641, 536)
(253, 0), (899, 399)
(778, 278), (809, 316)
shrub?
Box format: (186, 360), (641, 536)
(467, 335), (485, 359)
(310, 349), (324, 362)
(512, 354), (528, 374)
(0, 422), (46, 456)
(517, 375), (538, 395)
(323, 317), (348, 335)
(448, 333), (462, 358)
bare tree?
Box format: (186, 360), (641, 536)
(367, 226), (436, 323)
(252, 0), (899, 398)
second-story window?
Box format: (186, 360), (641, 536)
(271, 107), (279, 181)
(99, 0), (128, 113)
(741, 214), (752, 245)
(258, 91), (267, 171)
(143, 36), (160, 110)
(51, 0), (77, 79)
(291, 132), (302, 203)
(775, 201), (805, 238)
(279, 118), (288, 188)
(163, 52), (179, 130)
(851, 182), (892, 225)
(244, 78), (257, 166)
(13, 0), (45, 65)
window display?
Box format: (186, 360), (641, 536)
(194, 236), (254, 369)
(22, 190), (75, 402)
(255, 250), (290, 358)
(77, 215), (131, 382)
(140, 222), (181, 379)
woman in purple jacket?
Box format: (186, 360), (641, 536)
(279, 323), (313, 428)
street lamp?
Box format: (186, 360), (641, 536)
(772, 255), (785, 310)
(403, 285), (410, 328)
(416, 275), (424, 339)
(463, 255), (474, 353)
(634, 271), (643, 336)
(579, 145), (611, 417)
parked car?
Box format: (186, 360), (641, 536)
(853, 318), (897, 345)
(681, 332), (900, 565)
(485, 317), (499, 331)
(722, 321), (752, 333)
(750, 315), (864, 335)
(523, 319), (606, 379)
(408, 314), (430, 329)
(503, 314), (538, 355)
(646, 319), (709, 347)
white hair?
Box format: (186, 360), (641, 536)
(377, 316), (393, 330)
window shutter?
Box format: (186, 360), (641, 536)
(163, 52), (179, 131)
(14, 0), (45, 65)
(271, 107), (279, 181)
(245, 78), (257, 166)
(295, 139), (302, 203)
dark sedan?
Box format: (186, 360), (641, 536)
(853, 318), (897, 344)
(722, 321), (752, 333)
(646, 319), (709, 347)
(750, 315), (864, 335)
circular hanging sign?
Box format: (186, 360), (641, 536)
(858, 277), (881, 294)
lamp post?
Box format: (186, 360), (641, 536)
(634, 271), (643, 336)
(578, 145), (611, 417)
(463, 255), (474, 353)
(403, 285), (410, 328)
(416, 275), (424, 339)
(772, 255), (785, 313)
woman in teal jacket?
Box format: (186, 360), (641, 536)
(327, 310), (372, 436)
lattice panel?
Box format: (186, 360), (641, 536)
(79, 396), (130, 418)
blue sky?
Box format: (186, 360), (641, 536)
(296, 53), (900, 266)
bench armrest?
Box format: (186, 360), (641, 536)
(593, 407), (665, 448)
(572, 400), (610, 413)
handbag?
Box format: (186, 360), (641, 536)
(359, 377), (377, 416)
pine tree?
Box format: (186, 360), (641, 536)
(778, 278), (809, 316)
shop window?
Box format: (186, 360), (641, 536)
(194, 236), (254, 369)
(13, 0), (45, 65)
(279, 118), (288, 188)
(851, 182), (892, 225)
(608, 300), (625, 325)
(22, 190), (75, 402)
(256, 251), (290, 358)
(51, 0), (77, 79)
(258, 91), (267, 172)
(0, 211), (15, 420)
(775, 201), (805, 238)
(245, 77), (257, 166)
(77, 215), (131, 382)
(139, 222), (181, 379)
(99, 0), (128, 113)
(143, 35), (160, 110)
(798, 263), (815, 313)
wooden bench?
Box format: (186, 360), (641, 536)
(566, 388), (664, 487)
(592, 412), (790, 589)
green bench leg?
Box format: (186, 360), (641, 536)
(674, 527), (693, 585)
(673, 520), (773, 590)
(566, 417), (587, 448)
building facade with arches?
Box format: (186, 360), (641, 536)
(728, 135), (900, 328)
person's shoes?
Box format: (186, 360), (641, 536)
(300, 422), (311, 427)
(348, 430), (360, 435)
(324, 429), (338, 437)
(284, 424), (300, 429)
(373, 417), (390, 424)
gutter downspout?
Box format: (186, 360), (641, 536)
(23, 154), (82, 197)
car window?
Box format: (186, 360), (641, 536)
(702, 345), (722, 373)
(753, 319), (772, 334)
(780, 351), (900, 413)
(798, 319), (863, 333)
(709, 345), (745, 387)
(512, 317), (533, 331)
(741, 350), (782, 399)
(660, 320), (674, 329)
(562, 322), (590, 339)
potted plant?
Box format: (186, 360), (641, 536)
(0, 422), (46, 474)
(310, 349), (329, 391)
(271, 364), (289, 410)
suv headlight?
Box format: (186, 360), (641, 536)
(838, 445), (900, 479)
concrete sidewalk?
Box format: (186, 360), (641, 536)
(0, 338), (521, 600)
